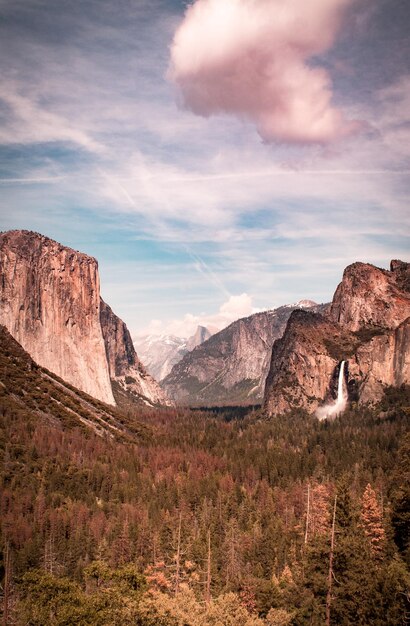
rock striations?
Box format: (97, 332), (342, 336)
(0, 230), (170, 408)
(0, 230), (115, 405)
(264, 260), (410, 415)
(162, 302), (327, 406)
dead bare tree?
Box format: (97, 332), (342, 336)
(326, 495), (337, 626)
(205, 529), (211, 604)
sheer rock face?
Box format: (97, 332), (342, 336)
(186, 326), (212, 352)
(162, 303), (326, 406)
(349, 317), (410, 404)
(264, 311), (354, 415)
(329, 260), (410, 331)
(264, 260), (410, 415)
(0, 230), (115, 405)
(100, 300), (172, 407)
(0, 230), (171, 408)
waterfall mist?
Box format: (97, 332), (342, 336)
(316, 361), (348, 421)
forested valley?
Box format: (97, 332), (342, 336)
(1, 328), (409, 625)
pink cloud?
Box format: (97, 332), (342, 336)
(169, 0), (361, 144)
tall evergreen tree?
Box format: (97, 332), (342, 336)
(360, 484), (386, 560)
(390, 433), (410, 565)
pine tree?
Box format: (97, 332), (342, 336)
(310, 484), (331, 538)
(335, 475), (353, 530)
(390, 433), (410, 565)
(360, 484), (386, 559)
(223, 518), (243, 589)
(325, 495), (337, 626)
(2, 540), (12, 626)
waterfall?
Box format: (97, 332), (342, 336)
(334, 360), (347, 413)
(316, 361), (348, 421)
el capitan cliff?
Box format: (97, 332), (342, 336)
(0, 230), (170, 407)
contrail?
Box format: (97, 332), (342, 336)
(184, 246), (231, 300)
(0, 177), (65, 184)
(114, 168), (410, 184)
(98, 168), (232, 301)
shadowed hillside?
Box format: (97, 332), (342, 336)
(0, 325), (150, 443)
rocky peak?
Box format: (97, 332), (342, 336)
(390, 259), (408, 273)
(329, 260), (410, 332)
(186, 326), (212, 352)
(264, 259), (410, 415)
(390, 259), (410, 293)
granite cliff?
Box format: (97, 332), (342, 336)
(264, 260), (410, 415)
(162, 301), (326, 406)
(329, 259), (410, 331)
(0, 230), (169, 407)
(0, 230), (115, 405)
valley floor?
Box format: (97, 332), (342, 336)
(1, 331), (409, 625)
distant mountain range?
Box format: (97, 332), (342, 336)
(161, 300), (327, 406)
(135, 325), (214, 381)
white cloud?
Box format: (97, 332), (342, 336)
(137, 292), (259, 338)
(169, 0), (361, 144)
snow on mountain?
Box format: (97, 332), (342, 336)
(135, 326), (214, 381)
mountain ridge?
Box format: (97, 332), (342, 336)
(162, 301), (328, 406)
(0, 323), (149, 441)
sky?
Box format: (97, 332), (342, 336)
(0, 0), (409, 339)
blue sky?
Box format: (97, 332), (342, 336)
(0, 0), (409, 338)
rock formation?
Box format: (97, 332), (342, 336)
(349, 317), (410, 404)
(329, 260), (410, 331)
(0, 230), (170, 407)
(100, 300), (171, 406)
(0, 230), (115, 405)
(264, 260), (410, 415)
(162, 302), (326, 406)
(264, 311), (357, 415)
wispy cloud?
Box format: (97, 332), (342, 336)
(0, 81), (102, 152)
(136, 292), (258, 338)
(0, 0), (408, 335)
(0, 177), (65, 184)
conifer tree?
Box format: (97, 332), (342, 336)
(310, 484), (330, 538)
(360, 484), (386, 559)
(223, 518), (242, 589)
(2, 540), (12, 626)
(390, 433), (410, 565)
